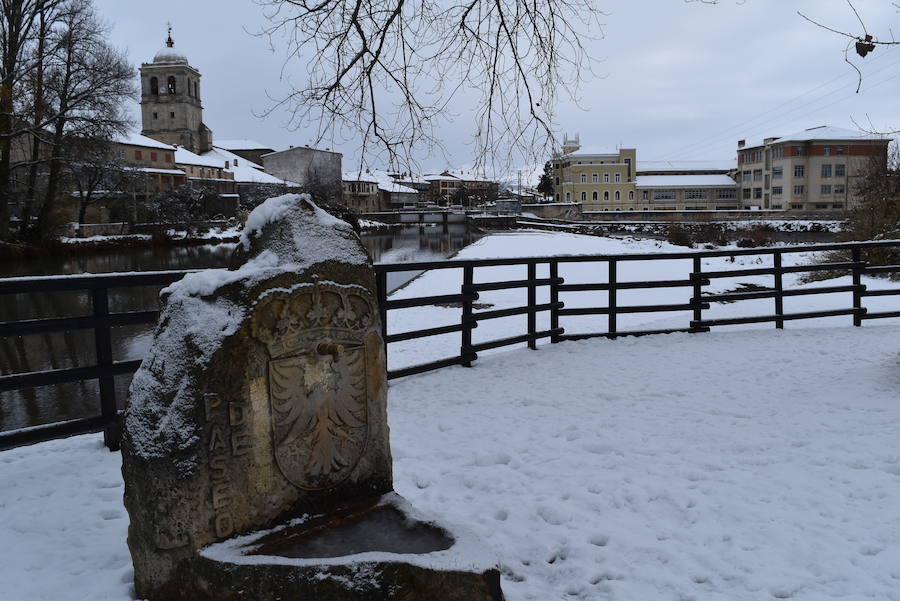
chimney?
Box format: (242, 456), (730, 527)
(738, 140), (746, 149)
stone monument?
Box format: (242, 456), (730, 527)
(121, 194), (503, 601)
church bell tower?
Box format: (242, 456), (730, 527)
(139, 27), (213, 154)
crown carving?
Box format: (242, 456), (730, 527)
(251, 279), (377, 358)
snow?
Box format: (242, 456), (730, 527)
(742, 125), (891, 150)
(343, 169), (419, 194)
(636, 174), (737, 188)
(4, 323), (900, 600)
(137, 167), (185, 175)
(202, 492), (497, 573)
(115, 132), (176, 151)
(637, 159), (736, 173)
(213, 139), (272, 151)
(174, 147), (225, 169)
(204, 147), (299, 186)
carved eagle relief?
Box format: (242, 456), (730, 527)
(252, 281), (376, 490)
(268, 343), (367, 488)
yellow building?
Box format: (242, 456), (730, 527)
(551, 135), (739, 211)
(551, 136), (638, 210)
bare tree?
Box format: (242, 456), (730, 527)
(33, 0), (133, 240)
(64, 135), (137, 224)
(256, 0), (606, 171)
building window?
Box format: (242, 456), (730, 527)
(791, 203), (803, 209)
(772, 205), (782, 209)
(753, 169), (762, 181)
(152, 112), (158, 120)
(772, 166), (783, 179)
(115, 148), (125, 159)
(772, 146), (784, 160)
(592, 174), (598, 183)
(150, 77), (158, 95)
(793, 185), (805, 195)
(167, 76), (176, 95)
(754, 188), (762, 199)
(685, 189), (707, 200)
(821, 184), (832, 194)
(772, 186), (783, 196)
(581, 191), (586, 201)
(743, 189), (751, 200)
(835, 164), (846, 177)
(717, 189), (737, 199)
(150, 152), (157, 162)
(821, 164), (832, 177)
(170, 111), (175, 118)
(555, 177), (559, 185)
(834, 184), (845, 194)
(742, 170), (751, 182)
(615, 173), (621, 183)
(135, 150), (142, 160)
(794, 165), (805, 177)
(832, 204), (844, 209)
(604, 191), (609, 201)
(793, 145), (804, 156)
(165, 153), (172, 162)
(565, 192), (571, 201)
(628, 191), (634, 200)
(592, 191), (598, 201)
(604, 173), (609, 183)
(555, 194), (560, 201)
(654, 190), (676, 200)
(815, 204), (827, 209)
(836, 146), (845, 155)
(615, 190), (620, 201)
(642, 190), (649, 201)
(581, 174), (586, 183)
(824, 146), (831, 156)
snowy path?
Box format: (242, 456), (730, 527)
(3, 325), (900, 600)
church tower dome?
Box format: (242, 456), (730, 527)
(139, 26), (213, 154)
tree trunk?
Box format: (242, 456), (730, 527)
(23, 7), (50, 235)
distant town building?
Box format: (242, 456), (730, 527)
(550, 135), (740, 211)
(736, 126), (889, 212)
(342, 170), (419, 212)
(423, 171), (499, 206)
(262, 146), (343, 204)
(212, 140), (276, 167)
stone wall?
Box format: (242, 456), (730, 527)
(261, 147), (343, 203)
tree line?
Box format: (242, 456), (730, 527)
(0, 0), (133, 243)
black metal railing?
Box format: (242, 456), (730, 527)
(373, 240), (900, 379)
(0, 270), (193, 451)
(1, 239), (899, 452)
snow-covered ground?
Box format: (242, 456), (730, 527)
(2, 230), (900, 600)
(2, 325), (900, 600)
(387, 231), (900, 370)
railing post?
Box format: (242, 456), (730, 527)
(550, 261), (561, 343)
(851, 246), (863, 327)
(691, 256), (703, 332)
(608, 259), (617, 336)
(527, 262), (537, 350)
(91, 287), (119, 451)
(376, 270), (388, 357)
(461, 265), (475, 366)
(773, 251), (784, 329)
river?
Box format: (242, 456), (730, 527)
(0, 223), (483, 433)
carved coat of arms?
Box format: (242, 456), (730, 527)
(252, 280), (377, 490)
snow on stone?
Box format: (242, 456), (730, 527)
(213, 139), (272, 151)
(174, 146), (225, 168)
(4, 324), (900, 600)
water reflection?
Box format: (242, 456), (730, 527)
(0, 224), (483, 432)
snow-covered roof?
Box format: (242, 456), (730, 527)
(638, 160), (736, 173)
(743, 126), (891, 149)
(175, 147), (225, 169)
(153, 47), (188, 64)
(343, 169), (418, 194)
(213, 139), (273, 152)
(116, 132), (175, 151)
(202, 147), (299, 186)
(636, 174), (737, 188)
(138, 167), (185, 175)
(423, 173), (459, 181)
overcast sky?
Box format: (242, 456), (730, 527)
(94, 0), (900, 179)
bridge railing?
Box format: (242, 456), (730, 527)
(1, 240), (898, 451)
